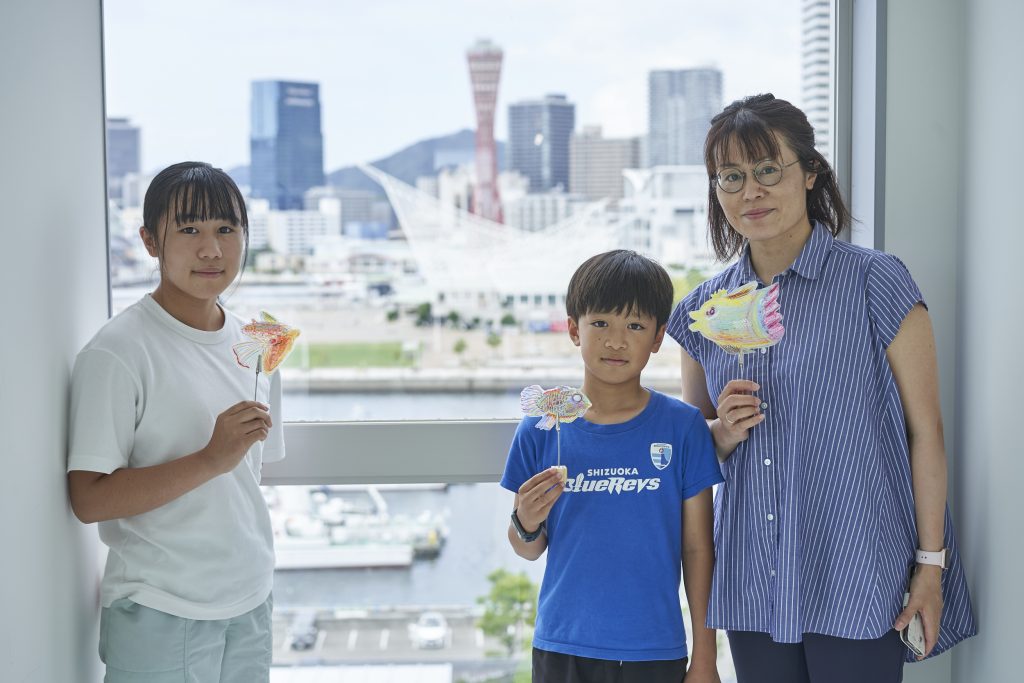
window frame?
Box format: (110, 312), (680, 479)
(263, 420), (518, 485)
(264, 1), (871, 487)
(99, 2), (872, 488)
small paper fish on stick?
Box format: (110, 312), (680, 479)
(688, 281), (784, 368)
(520, 385), (592, 484)
(232, 311), (301, 400)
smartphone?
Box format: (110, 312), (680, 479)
(899, 592), (926, 657)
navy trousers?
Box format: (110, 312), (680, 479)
(728, 629), (906, 683)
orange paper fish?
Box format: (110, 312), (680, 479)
(232, 311), (301, 374)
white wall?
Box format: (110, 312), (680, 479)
(0, 1), (107, 681)
(953, 0), (1024, 680)
(882, 4), (963, 680)
(883, 0), (1021, 681)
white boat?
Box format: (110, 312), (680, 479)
(271, 510), (415, 570)
(274, 536), (414, 570)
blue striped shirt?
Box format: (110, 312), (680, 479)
(667, 223), (976, 659)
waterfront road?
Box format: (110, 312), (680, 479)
(272, 607), (520, 665)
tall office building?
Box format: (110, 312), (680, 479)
(570, 126), (641, 202)
(466, 39), (504, 223)
(802, 0), (833, 161)
(106, 117), (140, 204)
(508, 94), (576, 193)
(647, 68), (722, 166)
(250, 80), (325, 210)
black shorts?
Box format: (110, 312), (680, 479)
(532, 647), (688, 683)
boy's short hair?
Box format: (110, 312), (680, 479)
(566, 250), (674, 328)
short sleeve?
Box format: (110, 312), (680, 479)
(865, 253), (926, 348)
(500, 418), (539, 494)
(261, 369), (286, 463)
(667, 287), (707, 364)
(67, 348), (138, 474)
(680, 409), (724, 500)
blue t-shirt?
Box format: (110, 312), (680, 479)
(500, 389), (723, 661)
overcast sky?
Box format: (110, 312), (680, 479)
(104, 0), (802, 173)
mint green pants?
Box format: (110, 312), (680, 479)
(99, 596), (273, 683)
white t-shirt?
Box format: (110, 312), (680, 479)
(67, 294), (285, 620)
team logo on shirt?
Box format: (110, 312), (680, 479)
(650, 443), (672, 470)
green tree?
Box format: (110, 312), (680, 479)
(671, 266), (710, 304)
(477, 569), (538, 657)
(486, 332), (502, 349)
(453, 338), (467, 355)
(386, 308), (399, 322)
(413, 302), (432, 326)
(501, 313), (517, 327)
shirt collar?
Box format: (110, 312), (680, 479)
(736, 220), (833, 283)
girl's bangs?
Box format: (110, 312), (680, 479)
(168, 178), (243, 227)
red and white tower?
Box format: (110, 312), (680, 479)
(466, 39), (504, 224)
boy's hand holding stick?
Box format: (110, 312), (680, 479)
(516, 467), (566, 532)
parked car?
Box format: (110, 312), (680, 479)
(410, 611), (449, 649)
(288, 609), (319, 651)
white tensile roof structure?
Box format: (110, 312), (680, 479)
(359, 164), (622, 297)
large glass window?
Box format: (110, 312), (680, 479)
(103, 1), (833, 679)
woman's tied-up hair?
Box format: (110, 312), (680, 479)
(703, 93), (851, 261)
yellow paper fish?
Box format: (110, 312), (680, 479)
(520, 385), (592, 431)
(688, 282), (784, 364)
(232, 311), (301, 374)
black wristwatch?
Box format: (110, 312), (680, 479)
(511, 508), (545, 542)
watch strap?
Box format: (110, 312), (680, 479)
(511, 508), (544, 542)
(915, 548), (950, 569)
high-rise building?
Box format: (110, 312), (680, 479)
(303, 186), (378, 234)
(250, 80), (325, 210)
(466, 39), (504, 223)
(570, 126), (641, 202)
(508, 94), (576, 193)
(802, 0), (833, 161)
(504, 191), (588, 233)
(647, 68), (722, 166)
(106, 117), (140, 204)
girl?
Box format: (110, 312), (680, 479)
(667, 95), (976, 683)
(68, 161), (283, 682)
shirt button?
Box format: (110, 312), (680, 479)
(766, 513), (775, 521)
(764, 458), (772, 466)
(760, 401), (768, 410)
(760, 348), (768, 354)
(770, 570), (777, 577)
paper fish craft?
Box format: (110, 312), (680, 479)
(688, 281), (784, 366)
(520, 385), (592, 482)
(232, 311), (301, 375)
(520, 385), (592, 431)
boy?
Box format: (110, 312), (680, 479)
(501, 250), (723, 683)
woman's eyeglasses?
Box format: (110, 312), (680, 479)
(713, 159), (801, 193)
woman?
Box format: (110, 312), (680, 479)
(666, 94), (976, 683)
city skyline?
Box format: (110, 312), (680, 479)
(103, 0), (802, 174)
